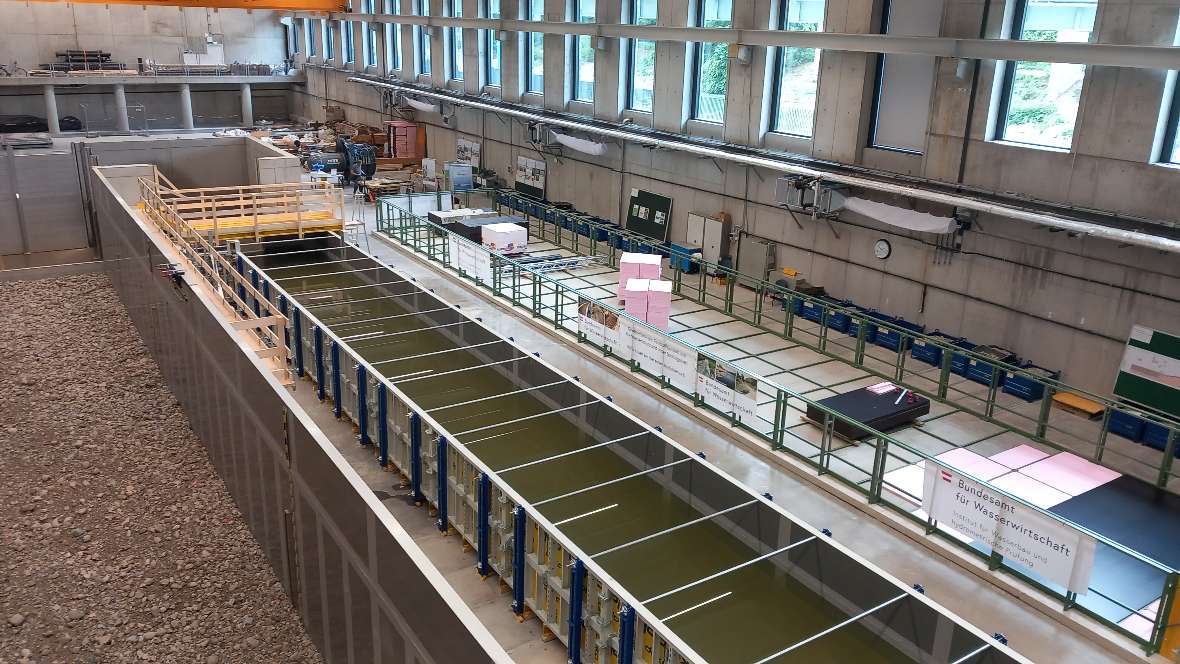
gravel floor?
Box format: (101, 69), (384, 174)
(0, 273), (322, 664)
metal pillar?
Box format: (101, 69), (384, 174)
(410, 412), (423, 503)
(511, 506), (526, 615)
(279, 295), (290, 349)
(476, 473), (491, 576)
(178, 83), (195, 130)
(357, 364), (370, 445)
(43, 85), (60, 134)
(240, 83), (254, 127)
(376, 383), (389, 466)
(112, 84), (130, 133)
(293, 308), (305, 377)
(250, 269), (261, 316)
(568, 559), (586, 664)
(618, 604), (636, 664)
(330, 340), (341, 417)
(314, 327), (325, 400)
(436, 436), (448, 532)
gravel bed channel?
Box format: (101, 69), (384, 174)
(0, 273), (322, 664)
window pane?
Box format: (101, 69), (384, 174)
(772, 0), (824, 136)
(526, 0), (544, 93)
(629, 39), (656, 111)
(418, 0), (430, 74)
(486, 0), (501, 85)
(344, 21), (354, 63)
(573, 0), (596, 101)
(870, 0), (940, 151)
(627, 0), (657, 112)
(692, 0), (732, 122)
(1001, 0), (1097, 148)
(306, 21), (316, 56)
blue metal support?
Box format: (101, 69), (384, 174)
(568, 559), (586, 664)
(477, 473), (491, 577)
(261, 280), (271, 318)
(279, 295), (290, 349)
(330, 340), (341, 418)
(293, 307), (305, 376)
(250, 270), (261, 316)
(357, 363), (370, 445)
(618, 604), (636, 664)
(436, 436), (448, 532)
(313, 326), (325, 400)
(410, 412), (423, 503)
(235, 255), (247, 305)
(512, 506), (526, 615)
(376, 383), (389, 466)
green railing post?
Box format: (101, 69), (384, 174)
(785, 296), (795, 338)
(672, 263), (683, 295)
(985, 366), (1001, 418)
(531, 275), (541, 318)
(937, 350), (952, 399)
(1148, 572), (1178, 655)
(753, 286), (765, 327)
(869, 436), (889, 503)
(697, 269), (706, 305)
(1157, 427), (1178, 489)
(1094, 408), (1112, 463)
(893, 335), (908, 382)
(854, 317), (868, 367)
(1035, 385), (1055, 441)
(818, 308), (829, 352)
(819, 413), (834, 475)
(772, 391), (785, 450)
(724, 271), (736, 314)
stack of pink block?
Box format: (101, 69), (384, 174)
(617, 253), (663, 302)
(624, 279), (650, 319)
(646, 280), (673, 330)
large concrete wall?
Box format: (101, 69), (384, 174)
(288, 0), (1180, 394)
(0, 84), (290, 131)
(0, 1), (286, 69)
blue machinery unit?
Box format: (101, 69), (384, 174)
(235, 237), (1027, 664)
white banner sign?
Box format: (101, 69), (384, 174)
(578, 297), (629, 359)
(695, 355), (760, 422)
(456, 137), (482, 167)
(922, 464), (1096, 594)
(448, 236), (492, 286)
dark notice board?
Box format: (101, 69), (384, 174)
(626, 189), (673, 242)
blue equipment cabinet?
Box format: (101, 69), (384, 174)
(847, 307), (881, 344)
(668, 243), (701, 273)
(796, 296), (829, 323)
(965, 345), (1019, 385)
(876, 318), (924, 352)
(1142, 421), (1176, 453)
(825, 300), (854, 334)
(949, 339), (979, 376)
(1001, 363), (1060, 402)
(911, 331), (964, 366)
(1107, 410), (1146, 441)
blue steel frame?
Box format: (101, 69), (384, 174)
(618, 604), (636, 664)
(293, 307), (305, 377)
(357, 363), (370, 445)
(512, 505), (526, 615)
(331, 340), (342, 418)
(410, 412), (423, 503)
(436, 435), (448, 532)
(477, 472), (491, 576)
(377, 382), (389, 465)
(314, 326), (325, 400)
(568, 559), (586, 664)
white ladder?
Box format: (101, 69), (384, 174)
(343, 190), (371, 253)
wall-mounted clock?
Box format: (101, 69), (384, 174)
(874, 239), (892, 260)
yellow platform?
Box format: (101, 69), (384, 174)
(185, 210), (343, 241)
(1053, 391), (1105, 419)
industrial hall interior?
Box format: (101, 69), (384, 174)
(4, 0), (1180, 662)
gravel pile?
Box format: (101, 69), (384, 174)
(0, 273), (321, 664)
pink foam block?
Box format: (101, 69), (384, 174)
(1018, 452), (1121, 496)
(624, 278), (650, 318)
(989, 444), (1050, 469)
(988, 472), (1071, 509)
(935, 448), (1010, 482)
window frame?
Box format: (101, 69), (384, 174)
(343, 20), (355, 63)
(1162, 83), (1180, 164)
(324, 19), (335, 60)
(417, 0), (432, 75)
(689, 0), (731, 124)
(768, 0), (824, 138)
(306, 20), (317, 57)
(362, 0), (377, 67)
(570, 0), (595, 102)
(485, 0), (502, 87)
(993, 0), (1096, 150)
(625, 0), (656, 112)
(449, 0), (464, 81)
(385, 0), (401, 72)
(525, 0), (544, 94)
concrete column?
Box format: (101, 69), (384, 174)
(43, 85), (60, 134)
(352, 20), (366, 72)
(373, 22), (387, 75)
(178, 83), (195, 130)
(112, 84), (130, 133)
(310, 19), (324, 64)
(240, 83), (254, 127)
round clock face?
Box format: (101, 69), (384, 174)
(874, 239), (892, 259)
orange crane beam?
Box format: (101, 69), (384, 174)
(27, 0), (343, 11)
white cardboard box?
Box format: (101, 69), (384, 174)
(481, 222), (528, 254)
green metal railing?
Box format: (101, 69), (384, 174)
(375, 193), (1179, 654)
(492, 190), (1180, 497)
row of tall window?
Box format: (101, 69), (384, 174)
(294, 0), (1180, 162)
